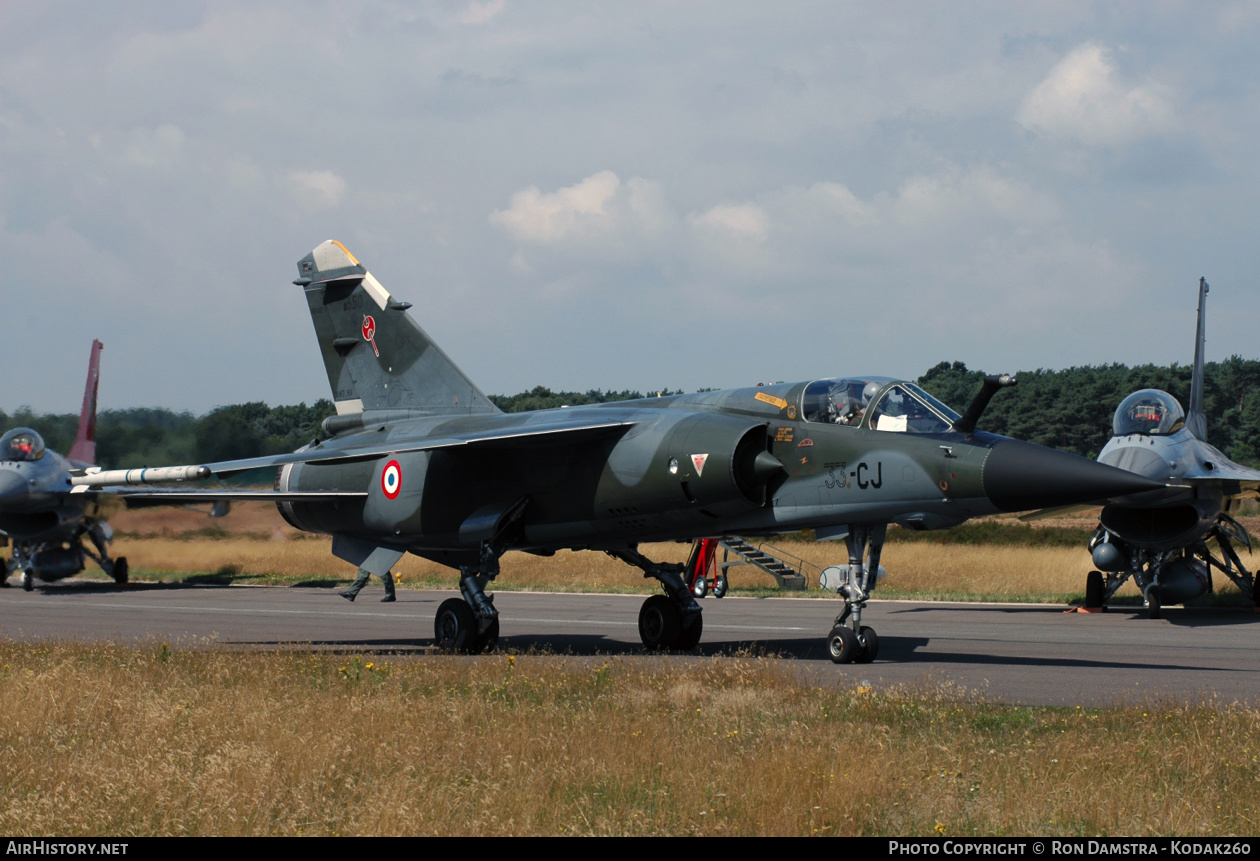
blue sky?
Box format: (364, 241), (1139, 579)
(3, 1), (1258, 413)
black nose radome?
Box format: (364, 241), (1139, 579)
(983, 440), (1164, 512)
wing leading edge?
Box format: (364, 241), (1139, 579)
(70, 419), (638, 489)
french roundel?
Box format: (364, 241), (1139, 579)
(381, 460), (402, 500)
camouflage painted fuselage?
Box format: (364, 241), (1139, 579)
(275, 381), (1107, 568)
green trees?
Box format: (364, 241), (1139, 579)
(5, 360), (1260, 468)
(489, 387), (654, 412)
(917, 357), (1260, 465)
(0, 401), (335, 470)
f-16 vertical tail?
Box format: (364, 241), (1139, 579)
(67, 339), (103, 464)
(294, 240), (500, 417)
(1186, 277), (1209, 441)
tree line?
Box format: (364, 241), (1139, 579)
(3, 359), (1259, 468)
(916, 357), (1260, 464)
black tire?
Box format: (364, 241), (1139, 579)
(638, 595), (681, 650)
(472, 616), (500, 653)
(854, 626), (879, 663)
(712, 573), (728, 599)
(21, 570), (33, 592)
(676, 614), (703, 651)
(827, 624), (859, 664)
(1084, 570), (1103, 609)
(434, 598), (476, 652)
(112, 557), (129, 585)
(1147, 590), (1162, 620)
(691, 574), (708, 599)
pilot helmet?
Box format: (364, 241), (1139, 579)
(1112, 389), (1184, 436)
(861, 380), (882, 405)
(0, 428), (46, 462)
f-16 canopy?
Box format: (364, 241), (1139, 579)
(1112, 389), (1185, 437)
(0, 428), (45, 462)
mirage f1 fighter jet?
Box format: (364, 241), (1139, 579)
(81, 241), (1162, 662)
(0, 341), (132, 590)
(1079, 278), (1260, 618)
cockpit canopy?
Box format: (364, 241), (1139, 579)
(1113, 389), (1185, 436)
(0, 428), (46, 462)
(802, 377), (961, 433)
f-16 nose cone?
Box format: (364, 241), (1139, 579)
(983, 440), (1164, 512)
(0, 468), (30, 511)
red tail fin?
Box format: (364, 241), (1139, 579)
(68, 340), (103, 464)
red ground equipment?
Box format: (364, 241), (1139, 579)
(685, 538), (727, 598)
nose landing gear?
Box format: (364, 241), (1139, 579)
(825, 523), (885, 664)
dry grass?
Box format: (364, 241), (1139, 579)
(110, 533), (1142, 603)
(104, 501), (1257, 603)
(1, 641), (1255, 836)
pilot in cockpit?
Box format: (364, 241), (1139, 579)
(838, 396), (861, 426)
(0, 429), (45, 462)
(841, 381), (882, 426)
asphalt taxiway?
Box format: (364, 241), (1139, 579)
(2, 582), (1256, 706)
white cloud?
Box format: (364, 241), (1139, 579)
(282, 169), (347, 211)
(460, 1), (505, 25)
(800, 182), (878, 227)
(1, 6), (1255, 409)
(893, 166), (1062, 227)
(689, 203), (770, 242)
(124, 124), (185, 170)
(489, 170), (671, 245)
(1017, 43), (1172, 147)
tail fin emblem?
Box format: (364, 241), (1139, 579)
(362, 315), (380, 357)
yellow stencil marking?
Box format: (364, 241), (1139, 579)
(755, 391), (789, 410)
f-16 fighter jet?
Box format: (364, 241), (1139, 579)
(1080, 279), (1260, 617)
(1, 341), (131, 589)
(81, 241), (1161, 661)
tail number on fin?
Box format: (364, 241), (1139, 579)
(362, 315), (380, 357)
(381, 460), (402, 499)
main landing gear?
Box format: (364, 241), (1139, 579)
(3, 519), (128, 590)
(609, 547), (704, 651)
(432, 499), (527, 654)
(825, 523), (885, 664)
(1085, 516), (1258, 618)
(84, 519), (129, 585)
(432, 544), (504, 654)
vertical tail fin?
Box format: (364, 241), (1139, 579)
(67, 339), (103, 464)
(294, 240), (500, 417)
(1186, 277), (1209, 441)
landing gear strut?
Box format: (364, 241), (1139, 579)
(432, 499), (527, 654)
(4, 518), (127, 590)
(826, 523), (885, 664)
(84, 519), (128, 584)
(5, 544), (37, 591)
(432, 548), (504, 654)
(609, 547), (704, 651)
(1088, 517), (1257, 616)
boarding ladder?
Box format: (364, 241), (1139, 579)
(717, 537), (816, 591)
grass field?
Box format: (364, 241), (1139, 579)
(7, 509), (1259, 836)
(1, 642), (1256, 837)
